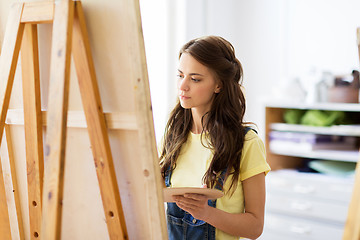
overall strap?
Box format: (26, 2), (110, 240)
(245, 126), (255, 134)
(213, 169), (227, 191)
(164, 166), (172, 187)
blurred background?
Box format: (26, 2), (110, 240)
(140, 0), (360, 141)
(140, 0), (360, 239)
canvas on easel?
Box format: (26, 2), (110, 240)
(0, 0), (167, 239)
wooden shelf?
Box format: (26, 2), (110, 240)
(270, 148), (360, 163)
(270, 123), (360, 136)
(265, 104), (360, 169)
(266, 102), (360, 112)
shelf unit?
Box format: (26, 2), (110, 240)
(262, 102), (360, 240)
(265, 102), (360, 170)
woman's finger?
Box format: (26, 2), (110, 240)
(183, 193), (207, 201)
(175, 195), (206, 208)
(174, 196), (199, 209)
(176, 200), (194, 212)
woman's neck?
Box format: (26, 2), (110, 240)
(191, 108), (208, 134)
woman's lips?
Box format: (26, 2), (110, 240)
(180, 95), (190, 100)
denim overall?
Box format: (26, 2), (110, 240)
(164, 127), (252, 240)
(165, 168), (226, 240)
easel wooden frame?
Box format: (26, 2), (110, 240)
(343, 161), (360, 239)
(342, 27), (360, 240)
(0, 1), (131, 239)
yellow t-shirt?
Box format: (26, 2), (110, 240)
(170, 130), (271, 240)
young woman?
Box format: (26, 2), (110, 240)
(159, 36), (271, 240)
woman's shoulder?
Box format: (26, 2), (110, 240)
(243, 128), (264, 150)
(244, 128), (260, 141)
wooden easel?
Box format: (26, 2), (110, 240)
(0, 123), (24, 240)
(0, 0), (142, 239)
(342, 27), (360, 240)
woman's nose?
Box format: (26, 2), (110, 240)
(178, 77), (189, 91)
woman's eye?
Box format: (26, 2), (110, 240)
(177, 74), (184, 79)
(191, 78), (200, 82)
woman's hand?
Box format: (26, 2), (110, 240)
(173, 193), (211, 220)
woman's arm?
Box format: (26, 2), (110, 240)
(173, 172), (266, 239)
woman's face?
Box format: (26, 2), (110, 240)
(177, 53), (220, 114)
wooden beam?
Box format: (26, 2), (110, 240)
(41, 0), (74, 239)
(343, 158), (360, 240)
(21, 1), (54, 24)
(0, 2), (24, 149)
(21, 23), (44, 240)
(72, 2), (127, 239)
(5, 110), (138, 130)
(0, 156), (11, 239)
(126, 0), (168, 238)
(0, 5), (24, 239)
(3, 125), (25, 240)
(0, 5), (25, 235)
(357, 27), (360, 66)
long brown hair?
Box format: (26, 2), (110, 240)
(160, 36), (247, 194)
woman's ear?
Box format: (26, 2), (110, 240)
(214, 85), (221, 93)
(214, 79), (222, 93)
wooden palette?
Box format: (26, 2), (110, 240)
(163, 187), (224, 202)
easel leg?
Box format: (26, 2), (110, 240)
(0, 2), (24, 146)
(21, 23), (44, 240)
(3, 125), (25, 239)
(343, 160), (360, 239)
(357, 28), (360, 65)
(72, 2), (127, 239)
(41, 0), (74, 239)
(0, 155), (11, 239)
(0, 3), (27, 239)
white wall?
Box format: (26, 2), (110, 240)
(140, 0), (186, 142)
(286, 0), (360, 76)
(184, 0), (360, 139)
(140, 0), (360, 140)
(201, 0), (288, 139)
(139, 0), (168, 142)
